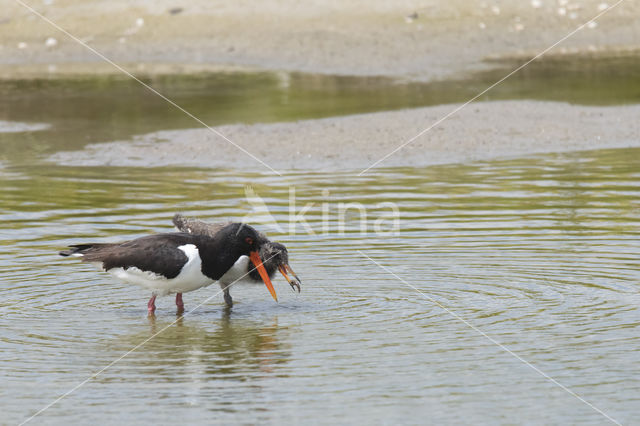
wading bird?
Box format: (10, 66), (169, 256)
(60, 222), (298, 313)
(172, 214), (301, 307)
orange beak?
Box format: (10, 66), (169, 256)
(250, 251), (278, 302)
(278, 264), (301, 292)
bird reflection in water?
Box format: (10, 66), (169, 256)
(136, 309), (290, 378)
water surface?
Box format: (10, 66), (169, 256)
(1, 147), (639, 424)
(2, 54), (640, 163)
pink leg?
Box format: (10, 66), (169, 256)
(147, 294), (157, 314)
(175, 293), (184, 311)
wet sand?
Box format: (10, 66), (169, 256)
(2, 0), (640, 80)
(48, 100), (640, 172)
(0, 120), (50, 133)
(5, 1), (640, 170)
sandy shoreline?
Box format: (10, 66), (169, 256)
(2, 0), (640, 80)
(47, 100), (640, 172)
(5, 1), (640, 171)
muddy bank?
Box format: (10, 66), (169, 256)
(2, 1), (640, 80)
(48, 100), (640, 172)
(0, 120), (50, 133)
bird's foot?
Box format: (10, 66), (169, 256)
(175, 293), (184, 313)
(147, 294), (157, 315)
(223, 289), (233, 307)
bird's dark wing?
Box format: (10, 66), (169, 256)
(61, 233), (195, 279)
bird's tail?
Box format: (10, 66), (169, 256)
(59, 243), (108, 257)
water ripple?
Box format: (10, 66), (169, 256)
(1, 148), (639, 424)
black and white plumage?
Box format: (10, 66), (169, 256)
(59, 223), (280, 313)
(172, 214), (301, 303)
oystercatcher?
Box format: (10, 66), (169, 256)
(172, 214), (301, 307)
(59, 223), (280, 313)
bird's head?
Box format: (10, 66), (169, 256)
(249, 241), (301, 293)
(223, 223), (280, 302)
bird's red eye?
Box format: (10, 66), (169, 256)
(245, 237), (253, 245)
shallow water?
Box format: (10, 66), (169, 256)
(1, 147), (639, 424)
(2, 54), (640, 163)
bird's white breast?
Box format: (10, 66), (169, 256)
(217, 255), (251, 287)
(106, 244), (215, 296)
